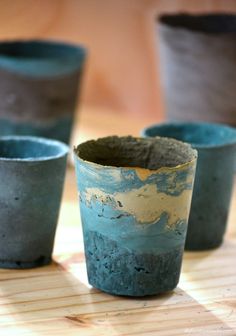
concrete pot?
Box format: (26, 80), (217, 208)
(142, 122), (236, 250)
(74, 136), (197, 296)
(0, 40), (87, 143)
(158, 13), (236, 126)
(0, 136), (68, 268)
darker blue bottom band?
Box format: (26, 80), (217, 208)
(84, 230), (183, 296)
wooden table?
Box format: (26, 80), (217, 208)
(0, 107), (236, 335)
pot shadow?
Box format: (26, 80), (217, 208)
(0, 253), (234, 335)
(182, 239), (235, 274)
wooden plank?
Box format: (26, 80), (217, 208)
(0, 108), (236, 335)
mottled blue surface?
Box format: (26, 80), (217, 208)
(142, 122), (236, 250)
(0, 136), (68, 268)
(84, 230), (183, 296)
(78, 161), (194, 196)
(0, 40), (86, 77)
(0, 116), (73, 144)
(74, 138), (196, 296)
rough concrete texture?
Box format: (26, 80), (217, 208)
(84, 230), (183, 296)
(0, 136), (68, 268)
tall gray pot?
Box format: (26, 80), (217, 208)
(158, 13), (236, 126)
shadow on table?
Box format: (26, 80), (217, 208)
(0, 252), (234, 335)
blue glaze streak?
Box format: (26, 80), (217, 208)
(77, 160), (195, 196)
(80, 200), (187, 254)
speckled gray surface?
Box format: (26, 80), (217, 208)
(0, 136), (68, 268)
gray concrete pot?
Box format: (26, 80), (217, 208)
(0, 136), (68, 268)
(74, 136), (197, 296)
(0, 40), (87, 143)
(158, 13), (236, 126)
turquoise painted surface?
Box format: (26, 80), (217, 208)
(0, 116), (73, 144)
(75, 161), (196, 254)
(74, 136), (197, 295)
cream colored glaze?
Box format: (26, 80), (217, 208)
(84, 183), (193, 227)
(133, 168), (156, 181)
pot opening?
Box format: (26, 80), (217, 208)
(159, 13), (236, 34)
(75, 136), (196, 170)
(0, 136), (68, 161)
(143, 123), (236, 148)
(0, 40), (85, 61)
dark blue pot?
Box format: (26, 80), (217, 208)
(0, 40), (87, 144)
(74, 136), (197, 296)
(142, 122), (236, 250)
(0, 136), (68, 268)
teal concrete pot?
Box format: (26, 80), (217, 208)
(74, 136), (197, 296)
(0, 136), (68, 268)
(142, 122), (236, 250)
(0, 40), (87, 143)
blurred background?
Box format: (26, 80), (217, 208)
(0, 0), (236, 141)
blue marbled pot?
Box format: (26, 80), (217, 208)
(74, 136), (197, 296)
(0, 40), (87, 144)
(0, 136), (68, 268)
(142, 122), (236, 250)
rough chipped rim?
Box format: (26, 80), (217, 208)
(74, 135), (198, 173)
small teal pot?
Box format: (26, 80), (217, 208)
(142, 122), (236, 250)
(0, 136), (68, 268)
(0, 40), (87, 144)
(74, 136), (197, 296)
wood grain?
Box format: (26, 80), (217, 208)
(0, 107), (236, 335)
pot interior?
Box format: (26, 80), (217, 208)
(0, 137), (68, 161)
(144, 123), (236, 148)
(0, 40), (84, 61)
(159, 13), (236, 34)
(75, 136), (196, 170)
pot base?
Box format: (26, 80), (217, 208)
(185, 239), (223, 251)
(0, 256), (51, 269)
(85, 230), (183, 297)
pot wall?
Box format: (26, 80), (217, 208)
(75, 149), (196, 296)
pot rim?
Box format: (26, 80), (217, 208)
(0, 39), (87, 78)
(158, 12), (236, 37)
(74, 135), (197, 173)
(0, 135), (69, 162)
(142, 121), (236, 150)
